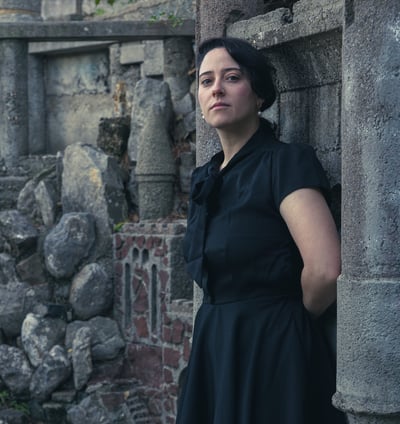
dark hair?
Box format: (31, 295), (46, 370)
(197, 37), (276, 111)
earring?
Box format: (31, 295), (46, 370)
(201, 113), (205, 120)
(257, 110), (262, 116)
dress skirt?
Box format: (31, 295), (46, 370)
(176, 295), (345, 424)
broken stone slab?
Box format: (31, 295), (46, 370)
(66, 316), (125, 361)
(69, 262), (113, 320)
(21, 313), (67, 368)
(43, 212), (96, 279)
(0, 282), (38, 337)
(67, 392), (113, 424)
(29, 345), (71, 402)
(0, 345), (33, 395)
(0, 210), (38, 255)
(17, 165), (59, 227)
(72, 326), (92, 390)
(61, 144), (128, 259)
(34, 179), (58, 227)
(16, 252), (47, 285)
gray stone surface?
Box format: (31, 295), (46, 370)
(0, 282), (35, 337)
(43, 212), (96, 279)
(72, 326), (92, 390)
(131, 79), (176, 219)
(334, 0), (400, 422)
(21, 313), (67, 368)
(0, 176), (29, 210)
(69, 263), (113, 320)
(34, 179), (58, 227)
(0, 345), (33, 395)
(0, 0), (41, 22)
(30, 345), (71, 402)
(0, 209), (38, 254)
(67, 393), (113, 424)
(66, 316), (125, 361)
(0, 253), (19, 285)
(62, 144), (128, 258)
(0, 40), (28, 168)
(120, 41), (145, 65)
(16, 252), (47, 285)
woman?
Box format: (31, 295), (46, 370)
(177, 37), (346, 424)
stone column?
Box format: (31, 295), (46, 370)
(192, 0), (264, 319)
(333, 1), (400, 423)
(0, 0), (41, 168)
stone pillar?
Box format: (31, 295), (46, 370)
(333, 1), (400, 423)
(192, 0), (265, 321)
(0, 0), (41, 168)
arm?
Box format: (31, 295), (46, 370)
(279, 188), (341, 317)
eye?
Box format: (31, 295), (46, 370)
(226, 74), (240, 82)
(200, 78), (212, 87)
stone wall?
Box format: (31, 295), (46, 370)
(114, 222), (193, 423)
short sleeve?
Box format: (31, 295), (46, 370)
(272, 143), (331, 208)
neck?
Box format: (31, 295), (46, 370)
(217, 118), (260, 169)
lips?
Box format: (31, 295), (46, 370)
(210, 102), (229, 110)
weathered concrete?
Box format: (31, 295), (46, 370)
(333, 1), (400, 422)
(0, 0), (41, 22)
(0, 40), (29, 167)
(0, 19), (195, 42)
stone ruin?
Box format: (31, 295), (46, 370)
(0, 24), (196, 422)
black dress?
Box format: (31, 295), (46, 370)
(177, 120), (346, 424)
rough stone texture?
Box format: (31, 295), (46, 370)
(66, 316), (125, 361)
(128, 78), (173, 162)
(0, 282), (37, 337)
(21, 313), (67, 368)
(0, 408), (29, 424)
(72, 326), (92, 390)
(0, 345), (33, 395)
(0, 209), (38, 255)
(16, 252), (47, 285)
(0, 40), (28, 168)
(333, 0), (400, 422)
(61, 144), (128, 258)
(130, 79), (176, 220)
(43, 212), (96, 279)
(0, 176), (29, 210)
(0, 252), (19, 285)
(0, 0), (41, 21)
(69, 263), (113, 320)
(34, 179), (58, 227)
(96, 117), (130, 161)
(30, 345), (71, 402)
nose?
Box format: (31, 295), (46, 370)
(212, 79), (224, 96)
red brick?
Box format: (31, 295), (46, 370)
(133, 284), (148, 313)
(125, 344), (163, 386)
(164, 367), (174, 384)
(145, 236), (154, 249)
(114, 234), (122, 249)
(163, 347), (181, 368)
(163, 325), (172, 343)
(171, 319), (184, 344)
(136, 235), (145, 248)
(134, 316), (149, 338)
(159, 269), (169, 287)
(162, 256), (169, 266)
(183, 336), (192, 362)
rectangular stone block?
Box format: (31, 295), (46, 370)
(120, 41), (145, 65)
(141, 40), (164, 77)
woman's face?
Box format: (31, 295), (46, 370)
(198, 47), (262, 131)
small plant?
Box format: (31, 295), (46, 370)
(0, 389), (30, 415)
(150, 11), (184, 28)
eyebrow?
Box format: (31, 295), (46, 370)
(199, 67), (242, 78)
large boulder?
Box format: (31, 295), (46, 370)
(43, 212), (96, 279)
(21, 313), (66, 368)
(66, 316), (125, 361)
(29, 345), (71, 402)
(69, 263), (113, 320)
(62, 144), (128, 258)
(0, 345), (33, 395)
